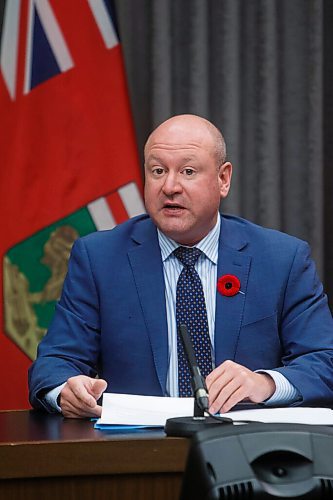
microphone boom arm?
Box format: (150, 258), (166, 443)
(179, 324), (209, 415)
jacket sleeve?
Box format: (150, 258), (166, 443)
(274, 240), (333, 406)
(28, 238), (101, 411)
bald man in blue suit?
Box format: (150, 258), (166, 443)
(29, 115), (333, 418)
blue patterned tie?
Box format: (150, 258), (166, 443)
(174, 246), (213, 397)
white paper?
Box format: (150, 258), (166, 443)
(98, 393), (195, 426)
(225, 407), (333, 426)
(97, 392), (333, 427)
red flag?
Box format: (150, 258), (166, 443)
(0, 0), (144, 409)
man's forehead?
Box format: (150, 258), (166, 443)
(145, 149), (201, 163)
(145, 132), (213, 156)
(152, 123), (210, 141)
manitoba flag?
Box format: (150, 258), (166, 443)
(0, 0), (144, 409)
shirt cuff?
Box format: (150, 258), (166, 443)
(256, 369), (299, 405)
(44, 382), (67, 413)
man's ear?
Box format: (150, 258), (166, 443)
(219, 162), (232, 199)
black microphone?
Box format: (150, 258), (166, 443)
(178, 323), (209, 414)
(164, 324), (233, 437)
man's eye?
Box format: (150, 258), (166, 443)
(152, 168), (165, 176)
(183, 168), (195, 176)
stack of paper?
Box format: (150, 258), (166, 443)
(94, 393), (333, 429)
(95, 393), (194, 429)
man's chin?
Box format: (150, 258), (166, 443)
(155, 220), (185, 239)
(156, 222), (199, 246)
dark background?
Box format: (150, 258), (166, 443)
(324, 0), (333, 307)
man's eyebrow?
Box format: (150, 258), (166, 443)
(182, 156), (197, 163)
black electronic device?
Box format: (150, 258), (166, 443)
(180, 422), (333, 499)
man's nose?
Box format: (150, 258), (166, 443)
(162, 173), (182, 195)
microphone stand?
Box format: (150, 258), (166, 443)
(164, 324), (233, 437)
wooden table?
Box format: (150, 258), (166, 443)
(0, 410), (189, 499)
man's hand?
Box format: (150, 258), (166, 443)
(59, 375), (107, 418)
(206, 360), (276, 414)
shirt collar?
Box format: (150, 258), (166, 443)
(157, 213), (220, 264)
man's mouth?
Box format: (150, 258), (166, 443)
(162, 203), (186, 214)
(163, 204), (184, 210)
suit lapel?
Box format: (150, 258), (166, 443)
(127, 220), (168, 394)
(214, 217), (252, 365)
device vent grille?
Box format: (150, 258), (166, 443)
(218, 481), (254, 499)
(320, 478), (333, 497)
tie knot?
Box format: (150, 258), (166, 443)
(174, 246), (202, 268)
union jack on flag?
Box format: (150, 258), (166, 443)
(1, 0), (120, 98)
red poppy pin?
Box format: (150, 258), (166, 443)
(217, 274), (241, 297)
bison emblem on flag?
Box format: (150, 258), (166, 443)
(4, 182), (145, 360)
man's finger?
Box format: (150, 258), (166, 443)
(66, 379), (98, 408)
(89, 379), (107, 400)
(219, 386), (247, 413)
(61, 398), (103, 419)
(209, 376), (243, 414)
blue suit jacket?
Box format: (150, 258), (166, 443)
(29, 214), (333, 410)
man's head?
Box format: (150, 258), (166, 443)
(144, 114), (232, 246)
